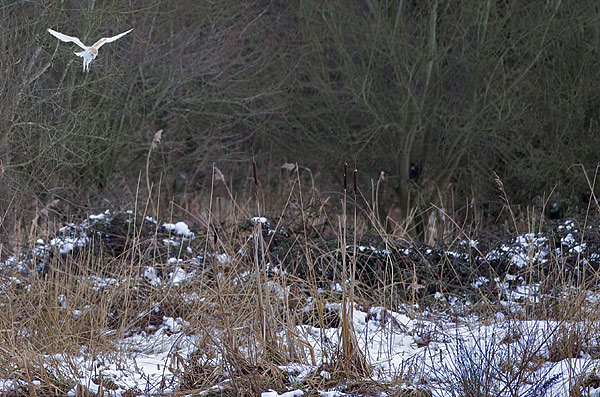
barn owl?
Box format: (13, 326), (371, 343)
(48, 28), (132, 72)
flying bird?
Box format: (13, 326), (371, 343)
(48, 28), (133, 72)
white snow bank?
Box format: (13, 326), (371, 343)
(162, 221), (194, 237)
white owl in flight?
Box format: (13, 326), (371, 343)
(48, 28), (133, 72)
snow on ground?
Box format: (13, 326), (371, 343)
(60, 317), (196, 396)
(1, 212), (600, 395)
(162, 221), (194, 238)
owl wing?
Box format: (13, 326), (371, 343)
(91, 29), (133, 49)
(48, 29), (87, 50)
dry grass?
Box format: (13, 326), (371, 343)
(0, 172), (600, 396)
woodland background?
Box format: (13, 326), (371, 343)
(2, 0), (600, 242)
